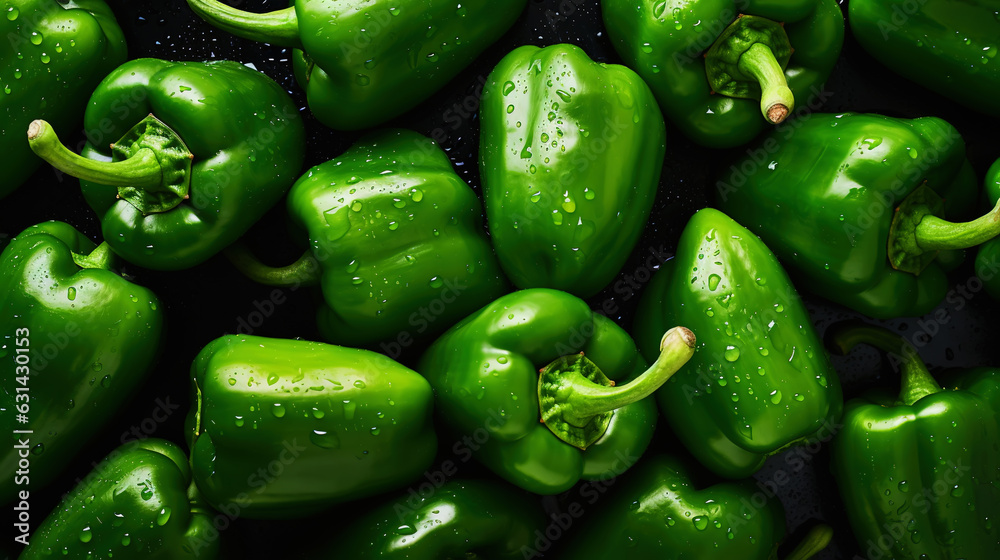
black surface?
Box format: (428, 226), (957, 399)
(3, 0), (1000, 558)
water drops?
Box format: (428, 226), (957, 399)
(356, 74), (371, 86)
(692, 516), (708, 530)
(310, 429), (341, 449)
(708, 274), (721, 291)
(78, 527), (92, 543)
(67, 287), (76, 300)
(724, 345), (740, 362)
(271, 404), (286, 418)
(6, 7), (18, 20)
(30, 32), (42, 45)
(502, 80), (515, 96)
(157, 507), (172, 526)
(770, 390), (782, 404)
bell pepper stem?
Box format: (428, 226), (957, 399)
(783, 524), (833, 560)
(915, 197), (1000, 251)
(72, 242), (115, 271)
(186, 0), (302, 49)
(738, 43), (794, 124)
(826, 321), (942, 406)
(28, 120), (162, 188)
(224, 242), (321, 287)
(561, 327), (696, 425)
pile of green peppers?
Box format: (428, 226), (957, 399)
(3, 0), (1000, 558)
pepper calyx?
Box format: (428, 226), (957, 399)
(538, 326), (696, 449)
(704, 15), (794, 123)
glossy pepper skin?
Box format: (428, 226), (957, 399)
(602, 0), (843, 148)
(0, 221), (162, 504)
(419, 288), (696, 495)
(186, 335), (437, 519)
(633, 209), (842, 479)
(480, 44), (666, 299)
(0, 0), (126, 197)
(716, 113), (1000, 320)
(320, 479), (546, 558)
(21, 439), (220, 559)
(558, 455), (832, 559)
(828, 323), (1000, 559)
(976, 158), (1000, 300)
(186, 0), (527, 130)
(851, 0), (1000, 118)
(226, 129), (508, 347)
(27, 58), (305, 270)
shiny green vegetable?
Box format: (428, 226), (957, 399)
(976, 158), (1000, 300)
(419, 288), (695, 494)
(602, 0), (844, 147)
(558, 454), (833, 559)
(828, 322), (1000, 559)
(0, 221), (161, 504)
(185, 0), (527, 130)
(323, 480), (546, 558)
(226, 129), (508, 347)
(28, 58), (305, 270)
(850, 0), (1000, 117)
(634, 208), (842, 478)
(1, 0), (127, 197)
(717, 113), (996, 319)
(186, 335), (437, 519)
(21, 439), (220, 559)
(480, 43), (666, 298)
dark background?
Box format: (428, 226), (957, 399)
(3, 0), (1000, 557)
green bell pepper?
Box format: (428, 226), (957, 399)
(558, 454), (832, 559)
(717, 112), (999, 319)
(850, 0), (1000, 118)
(828, 322), (1000, 559)
(0, 221), (162, 504)
(27, 58), (305, 271)
(479, 44), (666, 298)
(602, 0), (844, 148)
(633, 208), (842, 479)
(976, 158), (1000, 300)
(226, 129), (508, 348)
(21, 439), (219, 559)
(0, 0), (127, 198)
(320, 479), (545, 558)
(185, 0), (527, 130)
(186, 335), (437, 519)
(419, 288), (696, 495)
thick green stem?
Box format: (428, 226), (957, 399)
(738, 43), (794, 124)
(27, 120), (162, 188)
(783, 524), (833, 560)
(224, 242), (321, 287)
(826, 321), (941, 406)
(72, 242), (115, 271)
(915, 197), (1000, 251)
(186, 0), (302, 49)
(561, 327), (696, 424)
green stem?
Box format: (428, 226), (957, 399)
(186, 0), (302, 49)
(224, 242), (321, 287)
(738, 43), (794, 124)
(915, 198), (1000, 251)
(826, 321), (941, 406)
(27, 120), (162, 188)
(72, 242), (115, 271)
(783, 524), (833, 560)
(562, 327), (696, 424)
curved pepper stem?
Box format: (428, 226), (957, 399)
(826, 321), (942, 406)
(539, 327), (696, 449)
(739, 43), (794, 124)
(28, 120), (161, 189)
(224, 242), (321, 287)
(783, 524), (834, 560)
(28, 116), (193, 215)
(704, 15), (795, 124)
(186, 0), (302, 49)
(915, 197), (1000, 251)
(72, 242), (115, 271)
